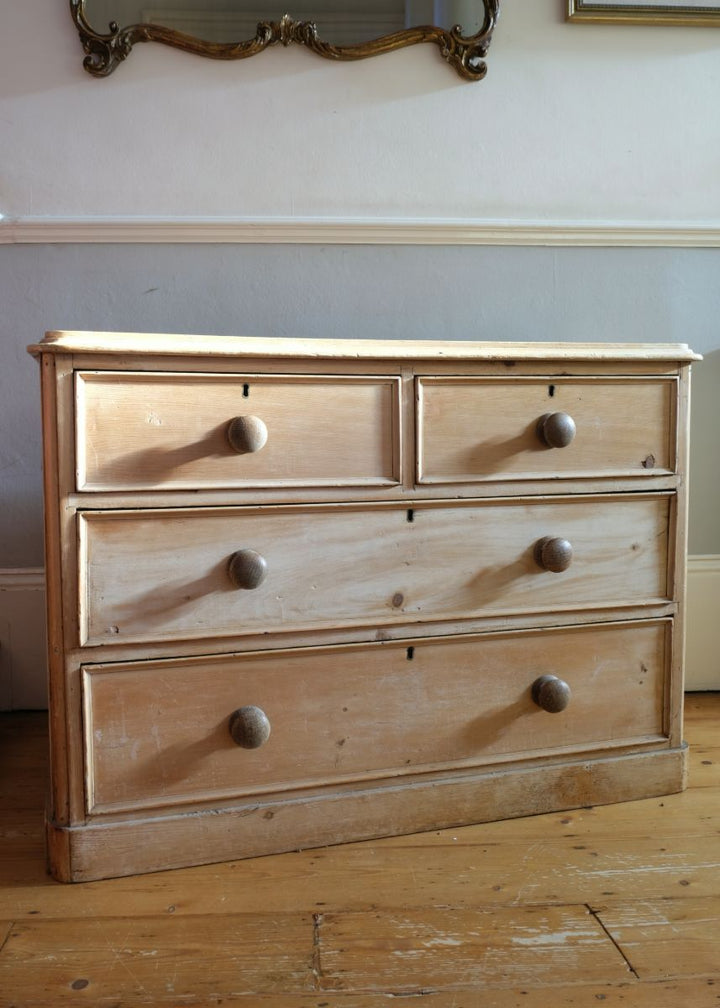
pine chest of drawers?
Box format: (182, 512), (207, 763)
(29, 331), (699, 882)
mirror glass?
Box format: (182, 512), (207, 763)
(83, 1), (488, 47)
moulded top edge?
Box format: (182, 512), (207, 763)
(28, 331), (702, 363)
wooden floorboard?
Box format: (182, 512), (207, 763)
(594, 895), (720, 981)
(0, 913), (316, 1003)
(1, 695), (719, 1006)
(316, 904), (633, 991)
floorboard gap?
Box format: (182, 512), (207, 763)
(587, 904), (640, 980)
(0, 922), (15, 956)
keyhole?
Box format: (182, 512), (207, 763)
(242, 383), (250, 398)
(406, 647), (415, 660)
(407, 509), (415, 523)
(548, 384), (555, 397)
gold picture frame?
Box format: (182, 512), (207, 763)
(568, 1), (720, 24)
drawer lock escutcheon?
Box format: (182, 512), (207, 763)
(537, 411), (576, 449)
(531, 675), (571, 713)
(227, 549), (268, 590)
(229, 706), (272, 749)
(227, 415), (268, 454)
(534, 536), (573, 573)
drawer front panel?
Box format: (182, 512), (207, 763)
(79, 495), (670, 646)
(417, 377), (676, 483)
(75, 371), (401, 490)
(83, 620), (669, 814)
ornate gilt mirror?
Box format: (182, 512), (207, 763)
(70, 0), (499, 80)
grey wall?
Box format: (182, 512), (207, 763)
(2, 242), (718, 567)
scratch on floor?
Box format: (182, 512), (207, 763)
(94, 918), (150, 993)
(312, 912), (323, 990)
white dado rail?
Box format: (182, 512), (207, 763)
(3, 217), (720, 246)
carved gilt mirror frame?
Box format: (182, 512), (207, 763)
(69, 0), (499, 80)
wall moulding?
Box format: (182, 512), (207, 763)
(3, 218), (720, 247)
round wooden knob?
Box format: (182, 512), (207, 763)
(227, 415), (268, 454)
(229, 706), (271, 749)
(532, 675), (571, 713)
(227, 549), (268, 590)
(537, 412), (576, 449)
(534, 536), (573, 573)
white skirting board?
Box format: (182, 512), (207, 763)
(685, 556), (720, 691)
(0, 569), (47, 710)
(1, 561), (718, 710)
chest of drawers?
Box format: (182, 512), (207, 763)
(29, 331), (698, 882)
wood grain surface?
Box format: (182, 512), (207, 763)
(417, 376), (675, 482)
(78, 495), (671, 646)
(29, 330), (701, 362)
(1, 693), (718, 1005)
(82, 622), (668, 814)
(75, 371), (401, 491)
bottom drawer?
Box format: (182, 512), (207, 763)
(83, 620), (669, 815)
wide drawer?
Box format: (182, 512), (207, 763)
(75, 371), (401, 490)
(78, 494), (671, 646)
(83, 620), (670, 814)
(417, 377), (676, 483)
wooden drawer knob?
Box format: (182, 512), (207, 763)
(534, 536), (573, 573)
(537, 411), (576, 448)
(229, 706), (271, 749)
(227, 549), (268, 590)
(532, 675), (571, 713)
(227, 415), (268, 454)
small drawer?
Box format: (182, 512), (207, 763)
(78, 494), (670, 647)
(75, 371), (401, 491)
(417, 377), (676, 484)
(83, 620), (669, 814)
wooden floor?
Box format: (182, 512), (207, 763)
(1, 695), (719, 1007)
